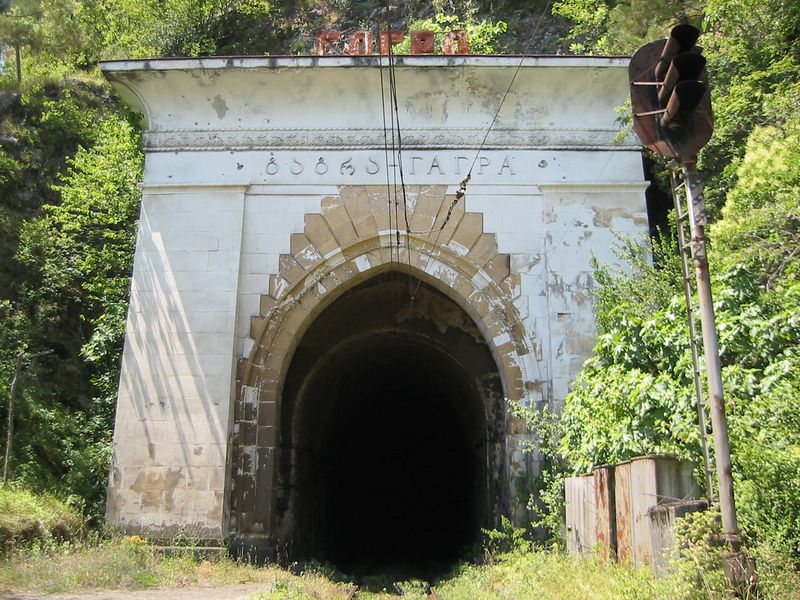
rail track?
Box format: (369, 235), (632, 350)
(344, 583), (440, 599)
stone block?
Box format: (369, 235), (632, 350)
(341, 186), (380, 238)
(303, 213), (339, 257)
(500, 273), (523, 300)
(483, 252), (511, 283)
(234, 446), (256, 476)
(329, 261), (359, 288)
(435, 197), (464, 241)
(290, 233), (323, 270)
(321, 196), (359, 248)
(365, 187), (392, 231)
(259, 294), (277, 317)
(269, 275), (290, 299)
(237, 420), (257, 446)
(449, 212), (483, 254)
(258, 401), (277, 427)
(256, 446), (275, 475)
(258, 425), (277, 447)
(258, 379), (279, 401)
(278, 254), (305, 283)
(467, 232), (498, 268)
(407, 189), (443, 234)
(278, 304), (310, 339)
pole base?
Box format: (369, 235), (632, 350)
(721, 552), (757, 597)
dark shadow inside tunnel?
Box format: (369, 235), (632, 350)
(279, 272), (506, 578)
(318, 336), (480, 576)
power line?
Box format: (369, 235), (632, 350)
(467, 1), (553, 178)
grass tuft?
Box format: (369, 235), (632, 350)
(0, 536), (348, 597)
(1, 533), (797, 600)
(436, 551), (677, 600)
(0, 488), (84, 550)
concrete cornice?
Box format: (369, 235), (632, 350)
(100, 55), (630, 72)
(100, 55), (634, 137)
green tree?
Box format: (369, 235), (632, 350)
(5, 115), (142, 519)
(551, 0), (698, 55)
(535, 116), (800, 592)
(0, 0), (100, 80)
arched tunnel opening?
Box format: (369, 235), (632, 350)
(279, 271), (506, 578)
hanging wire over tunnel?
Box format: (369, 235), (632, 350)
(376, 1), (553, 299)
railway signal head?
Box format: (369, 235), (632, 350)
(629, 24), (714, 158)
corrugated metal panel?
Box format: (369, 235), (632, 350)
(655, 455), (702, 501)
(568, 455), (702, 567)
(592, 464), (616, 561)
(628, 455), (702, 567)
(631, 457), (658, 566)
(565, 475), (596, 554)
(614, 460), (633, 563)
(648, 499), (709, 574)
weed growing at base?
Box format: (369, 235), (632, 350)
(3, 534), (797, 600)
(0, 536), (345, 596)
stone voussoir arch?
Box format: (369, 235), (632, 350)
(231, 183), (536, 539)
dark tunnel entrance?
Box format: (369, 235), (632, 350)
(319, 335), (480, 575)
(279, 272), (506, 578)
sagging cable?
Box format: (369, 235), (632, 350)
(407, 174), (471, 235)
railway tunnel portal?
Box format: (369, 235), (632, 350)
(100, 55), (649, 573)
(282, 271), (503, 574)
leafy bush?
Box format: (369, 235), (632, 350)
(394, 13), (509, 54)
(518, 116), (800, 595)
(3, 113), (142, 522)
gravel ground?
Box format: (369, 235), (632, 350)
(2, 583), (274, 600)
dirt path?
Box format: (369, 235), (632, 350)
(2, 583), (273, 600)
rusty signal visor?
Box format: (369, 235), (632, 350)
(654, 23), (701, 80)
(629, 26), (714, 159)
(657, 53), (706, 105)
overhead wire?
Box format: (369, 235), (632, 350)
(377, 45), (395, 266)
(379, 2), (414, 303)
(384, 32), (415, 275)
(377, 0), (567, 303)
(404, 1), (553, 301)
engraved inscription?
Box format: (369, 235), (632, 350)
(261, 153), (518, 179)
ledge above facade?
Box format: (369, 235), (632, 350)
(100, 55), (637, 152)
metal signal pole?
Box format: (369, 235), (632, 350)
(630, 25), (756, 591)
(682, 160), (739, 550)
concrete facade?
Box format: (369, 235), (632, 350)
(101, 55), (648, 558)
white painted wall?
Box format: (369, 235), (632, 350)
(102, 56), (648, 538)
